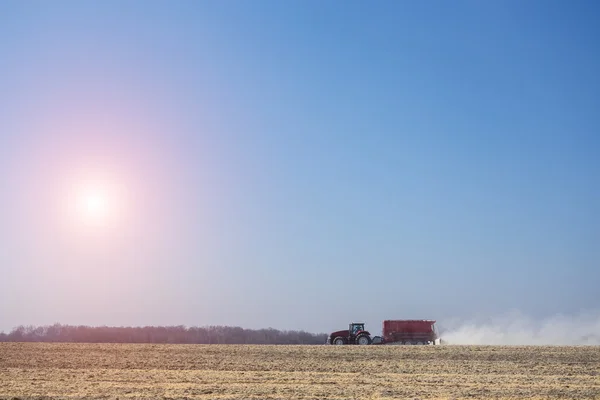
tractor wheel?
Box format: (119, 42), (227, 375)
(356, 334), (371, 345)
(333, 337), (346, 345)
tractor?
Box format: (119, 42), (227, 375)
(327, 320), (439, 345)
(327, 322), (372, 345)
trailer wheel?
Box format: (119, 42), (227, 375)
(416, 341), (424, 345)
(332, 337), (346, 345)
(356, 334), (371, 345)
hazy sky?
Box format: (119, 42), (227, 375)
(0, 1), (598, 334)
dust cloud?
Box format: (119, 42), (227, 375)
(440, 310), (600, 345)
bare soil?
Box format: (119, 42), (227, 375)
(0, 343), (599, 399)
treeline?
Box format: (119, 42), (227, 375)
(0, 324), (328, 344)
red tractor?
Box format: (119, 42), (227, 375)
(327, 320), (439, 345)
(327, 322), (372, 345)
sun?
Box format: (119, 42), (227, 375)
(76, 184), (113, 226)
(84, 192), (107, 217)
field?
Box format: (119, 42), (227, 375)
(1, 343), (599, 399)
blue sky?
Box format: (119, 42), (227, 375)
(0, 0), (598, 334)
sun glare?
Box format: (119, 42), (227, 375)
(76, 185), (113, 226)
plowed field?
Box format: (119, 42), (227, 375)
(1, 343), (599, 399)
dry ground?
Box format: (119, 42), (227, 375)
(0, 343), (599, 399)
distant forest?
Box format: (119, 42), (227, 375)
(0, 324), (328, 345)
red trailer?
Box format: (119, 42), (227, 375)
(381, 320), (438, 345)
(327, 320), (439, 345)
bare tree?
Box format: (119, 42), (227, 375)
(0, 324), (327, 344)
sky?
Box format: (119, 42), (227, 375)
(0, 0), (598, 335)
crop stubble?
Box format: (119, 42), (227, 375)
(0, 343), (598, 399)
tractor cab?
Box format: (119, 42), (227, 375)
(350, 322), (365, 336)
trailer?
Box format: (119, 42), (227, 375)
(380, 320), (438, 345)
(327, 320), (440, 345)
